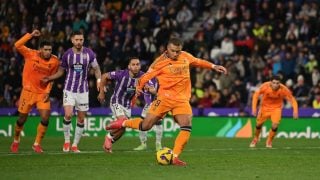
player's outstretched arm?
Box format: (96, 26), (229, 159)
(41, 67), (65, 84)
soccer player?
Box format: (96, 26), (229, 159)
(97, 57), (162, 152)
(106, 38), (227, 165)
(42, 31), (101, 152)
(10, 29), (60, 153)
(133, 81), (163, 151)
(250, 75), (298, 148)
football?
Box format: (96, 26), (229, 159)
(156, 147), (173, 165)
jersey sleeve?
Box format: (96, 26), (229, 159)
(185, 51), (213, 69)
(89, 49), (99, 68)
(137, 65), (162, 91)
(108, 70), (122, 81)
(14, 33), (34, 59)
(252, 83), (266, 112)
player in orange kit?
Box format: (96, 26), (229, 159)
(106, 37), (227, 166)
(10, 29), (60, 153)
(250, 75), (298, 148)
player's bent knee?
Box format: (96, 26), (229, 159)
(271, 127), (278, 132)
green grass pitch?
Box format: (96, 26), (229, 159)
(0, 137), (319, 180)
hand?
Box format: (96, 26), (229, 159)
(97, 92), (105, 103)
(293, 111), (298, 120)
(41, 77), (50, 84)
(31, 30), (41, 37)
(213, 65), (227, 75)
(144, 85), (156, 94)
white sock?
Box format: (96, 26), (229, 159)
(139, 131), (147, 145)
(72, 123), (84, 147)
(155, 124), (163, 144)
(63, 117), (72, 143)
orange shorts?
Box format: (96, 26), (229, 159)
(256, 108), (282, 125)
(147, 98), (192, 117)
(18, 89), (50, 114)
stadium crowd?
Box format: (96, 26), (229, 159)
(0, 0), (319, 110)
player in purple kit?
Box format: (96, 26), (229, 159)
(42, 31), (101, 152)
(98, 57), (158, 153)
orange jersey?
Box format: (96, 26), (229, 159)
(15, 33), (60, 93)
(137, 51), (213, 102)
(252, 82), (298, 113)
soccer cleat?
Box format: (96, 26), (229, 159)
(71, 146), (81, 153)
(105, 118), (126, 130)
(249, 138), (258, 148)
(32, 144), (44, 153)
(172, 157), (187, 166)
(10, 142), (19, 153)
(103, 136), (112, 153)
(133, 143), (147, 151)
(155, 142), (162, 151)
(63, 142), (70, 152)
(266, 141), (272, 148)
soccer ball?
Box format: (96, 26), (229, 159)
(156, 147), (173, 165)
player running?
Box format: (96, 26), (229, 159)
(250, 75), (298, 148)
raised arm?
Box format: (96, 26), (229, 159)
(14, 30), (41, 56)
(188, 53), (227, 74)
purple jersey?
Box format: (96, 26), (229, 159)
(61, 47), (99, 93)
(109, 69), (152, 108)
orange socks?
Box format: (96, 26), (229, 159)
(173, 127), (191, 157)
(124, 117), (142, 129)
(14, 123), (24, 142)
(254, 126), (262, 139)
(267, 129), (276, 143)
(34, 123), (48, 145)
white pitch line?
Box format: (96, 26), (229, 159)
(0, 146), (319, 156)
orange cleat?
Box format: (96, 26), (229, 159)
(266, 141), (272, 148)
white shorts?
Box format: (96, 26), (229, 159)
(110, 103), (131, 118)
(141, 104), (150, 118)
(63, 90), (89, 111)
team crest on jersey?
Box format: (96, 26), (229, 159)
(73, 62), (83, 72)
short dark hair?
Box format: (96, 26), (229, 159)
(128, 57), (140, 64)
(71, 31), (83, 37)
(270, 75), (281, 81)
(168, 37), (183, 46)
(39, 40), (52, 48)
